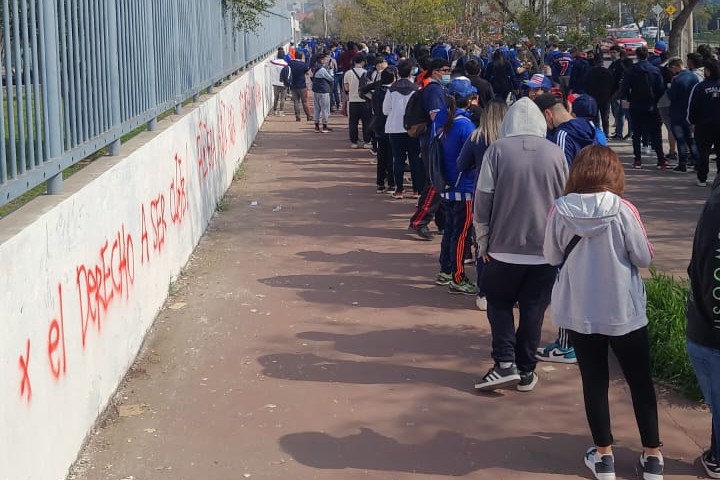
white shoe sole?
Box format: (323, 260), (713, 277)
(584, 456), (616, 480)
(536, 355), (577, 364)
(516, 373), (538, 392)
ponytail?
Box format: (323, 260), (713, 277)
(442, 95), (457, 137)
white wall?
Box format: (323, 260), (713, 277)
(0, 57), (274, 480)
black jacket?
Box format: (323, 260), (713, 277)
(687, 176), (720, 349)
(688, 78), (720, 127)
(608, 58), (624, 96)
(621, 60), (665, 109)
(584, 66), (614, 104)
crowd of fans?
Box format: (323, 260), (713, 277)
(267, 37), (720, 480)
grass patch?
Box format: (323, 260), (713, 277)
(644, 268), (702, 400)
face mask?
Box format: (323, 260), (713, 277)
(441, 74), (451, 85)
(411, 67), (419, 75)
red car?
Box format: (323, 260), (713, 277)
(601, 29), (648, 56)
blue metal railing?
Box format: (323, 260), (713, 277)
(0, 0), (290, 207)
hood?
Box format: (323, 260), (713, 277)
(389, 78), (419, 95)
(499, 97), (547, 138)
(634, 60), (657, 75)
(558, 118), (596, 146)
(554, 192), (621, 238)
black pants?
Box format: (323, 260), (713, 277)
(630, 107), (664, 162)
(376, 136), (394, 188)
(409, 141), (443, 230)
(482, 259), (556, 373)
(439, 199), (473, 283)
(348, 102), (371, 144)
(597, 99), (611, 136)
(695, 123), (720, 183)
(568, 327), (660, 448)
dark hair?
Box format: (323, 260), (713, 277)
(621, 58), (633, 70)
(697, 44), (713, 61)
(397, 60), (412, 78)
(352, 54), (365, 65)
(277, 48), (285, 59)
(704, 58), (720, 80)
(428, 58), (450, 74)
(667, 57), (683, 70)
(687, 52), (703, 69)
(296, 51), (304, 60)
(636, 47), (648, 60)
(465, 59), (481, 76)
(564, 145), (625, 196)
(660, 51), (670, 62)
(441, 93), (473, 137)
(380, 69), (395, 84)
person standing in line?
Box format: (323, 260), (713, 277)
(608, 46), (627, 140)
(687, 58), (720, 187)
(383, 60), (422, 199)
(473, 97), (568, 393)
(370, 69), (396, 193)
(267, 48), (289, 116)
(686, 175), (720, 480)
(408, 58), (451, 241)
(584, 56), (614, 136)
(666, 57), (700, 173)
(288, 51), (312, 122)
(544, 145), (663, 480)
(311, 54), (334, 133)
(343, 54), (373, 149)
(620, 47), (669, 169)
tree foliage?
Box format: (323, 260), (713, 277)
(222, 0), (275, 31)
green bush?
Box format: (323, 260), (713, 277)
(644, 268), (703, 400)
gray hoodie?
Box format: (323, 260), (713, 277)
(474, 97), (568, 264)
(543, 192), (654, 336)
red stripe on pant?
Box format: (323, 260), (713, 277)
(411, 186), (437, 229)
(454, 200), (473, 284)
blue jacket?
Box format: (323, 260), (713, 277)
(288, 60), (309, 89)
(569, 58), (590, 93)
(667, 70), (699, 123)
(432, 108), (477, 200)
(621, 60), (665, 110)
(457, 136), (490, 173)
(549, 117), (599, 165)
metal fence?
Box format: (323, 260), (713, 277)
(0, 0), (290, 207)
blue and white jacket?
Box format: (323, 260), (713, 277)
(431, 107), (477, 201)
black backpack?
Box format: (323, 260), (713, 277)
(428, 115), (472, 192)
(403, 90), (429, 138)
(280, 65), (291, 87)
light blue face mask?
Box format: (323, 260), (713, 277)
(411, 66), (419, 75)
(441, 74), (451, 85)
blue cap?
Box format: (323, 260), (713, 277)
(571, 94), (598, 119)
(524, 73), (553, 90)
(447, 78), (478, 98)
(654, 40), (667, 54)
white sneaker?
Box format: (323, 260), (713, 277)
(363, 142), (373, 149)
(475, 296), (487, 311)
(643, 146), (653, 155)
(697, 180), (708, 187)
(350, 143), (360, 149)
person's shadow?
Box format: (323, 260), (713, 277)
(279, 428), (699, 477)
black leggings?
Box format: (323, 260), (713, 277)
(568, 327), (660, 448)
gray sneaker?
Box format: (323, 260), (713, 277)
(639, 453), (663, 480)
(584, 447), (615, 480)
(474, 363), (520, 391)
(516, 371), (538, 392)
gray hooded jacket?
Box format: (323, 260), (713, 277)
(474, 97), (568, 264)
(543, 192), (654, 336)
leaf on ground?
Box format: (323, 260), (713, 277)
(118, 404), (145, 417)
(168, 302), (187, 310)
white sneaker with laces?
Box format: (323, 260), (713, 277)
(475, 296), (487, 311)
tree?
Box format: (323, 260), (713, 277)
(222, 0), (275, 31)
(668, 0), (701, 56)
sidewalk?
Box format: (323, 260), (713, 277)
(70, 107), (711, 480)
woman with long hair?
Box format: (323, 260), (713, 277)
(457, 99), (509, 310)
(484, 49), (517, 103)
(543, 145), (663, 480)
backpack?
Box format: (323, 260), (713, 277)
(280, 65), (291, 87)
(403, 90), (429, 138)
(352, 68), (372, 102)
(428, 115), (473, 191)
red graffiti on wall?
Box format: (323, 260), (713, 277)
(217, 100), (237, 159)
(140, 205), (150, 265)
(150, 194), (167, 252)
(47, 283), (67, 379)
(196, 120), (217, 179)
(77, 226), (135, 348)
(170, 153), (188, 225)
(18, 339), (31, 402)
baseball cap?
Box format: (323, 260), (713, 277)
(571, 94), (598, 119)
(654, 40), (668, 54)
(524, 73), (552, 90)
(534, 92), (561, 112)
(447, 78), (477, 98)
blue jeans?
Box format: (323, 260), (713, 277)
(333, 72), (343, 109)
(671, 120), (699, 166)
(687, 339), (720, 462)
(611, 99), (625, 137)
(388, 133), (423, 193)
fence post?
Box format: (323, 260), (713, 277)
(107, 0), (122, 156)
(42, 0), (65, 194)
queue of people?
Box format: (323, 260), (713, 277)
(267, 38), (720, 480)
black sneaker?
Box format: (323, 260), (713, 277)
(584, 447), (615, 480)
(666, 152), (678, 161)
(672, 164), (687, 173)
(408, 225), (433, 241)
(639, 453), (664, 480)
(474, 363), (520, 391)
(517, 371), (538, 392)
(701, 450), (720, 479)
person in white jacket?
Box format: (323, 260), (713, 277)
(267, 48), (289, 116)
(382, 61), (422, 199)
(543, 144), (663, 480)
